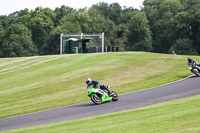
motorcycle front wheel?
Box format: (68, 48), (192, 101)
(91, 94), (102, 105)
(192, 69), (200, 77)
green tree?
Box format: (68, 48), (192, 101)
(89, 3), (123, 47)
(1, 24), (37, 57)
(169, 38), (198, 55)
(109, 3), (122, 25)
(60, 20), (82, 34)
(90, 2), (111, 20)
(113, 24), (129, 51)
(88, 8), (107, 33)
(186, 0), (200, 54)
(54, 5), (74, 26)
(28, 7), (55, 54)
(77, 9), (93, 33)
(18, 14), (32, 27)
(0, 15), (16, 29)
(169, 11), (191, 39)
(10, 8), (30, 18)
(143, 0), (183, 53)
(167, 11), (194, 54)
(44, 27), (62, 55)
(0, 22), (5, 56)
(127, 11), (152, 51)
(60, 10), (82, 34)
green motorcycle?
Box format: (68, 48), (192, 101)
(87, 86), (119, 105)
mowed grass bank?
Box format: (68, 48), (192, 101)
(4, 95), (200, 133)
(0, 52), (195, 118)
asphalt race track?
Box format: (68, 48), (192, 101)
(1, 76), (200, 131)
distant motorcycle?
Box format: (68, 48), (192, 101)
(87, 86), (118, 105)
(189, 64), (200, 77)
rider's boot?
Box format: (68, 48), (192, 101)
(106, 85), (112, 95)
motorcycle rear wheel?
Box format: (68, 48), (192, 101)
(91, 94), (102, 105)
(111, 91), (119, 101)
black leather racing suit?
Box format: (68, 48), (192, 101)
(87, 80), (112, 94)
(188, 59), (200, 71)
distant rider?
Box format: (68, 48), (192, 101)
(86, 78), (112, 95)
(188, 57), (200, 71)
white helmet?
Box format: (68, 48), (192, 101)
(86, 78), (92, 84)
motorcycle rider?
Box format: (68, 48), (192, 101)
(188, 57), (200, 71)
(86, 78), (112, 95)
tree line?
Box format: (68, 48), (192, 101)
(0, 0), (200, 57)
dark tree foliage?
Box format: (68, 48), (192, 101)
(143, 0), (200, 55)
(54, 6), (74, 26)
(169, 38), (198, 55)
(1, 24), (37, 57)
(28, 7), (55, 55)
(0, 0), (199, 57)
(0, 22), (5, 56)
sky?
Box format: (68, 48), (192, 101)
(0, 0), (144, 15)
